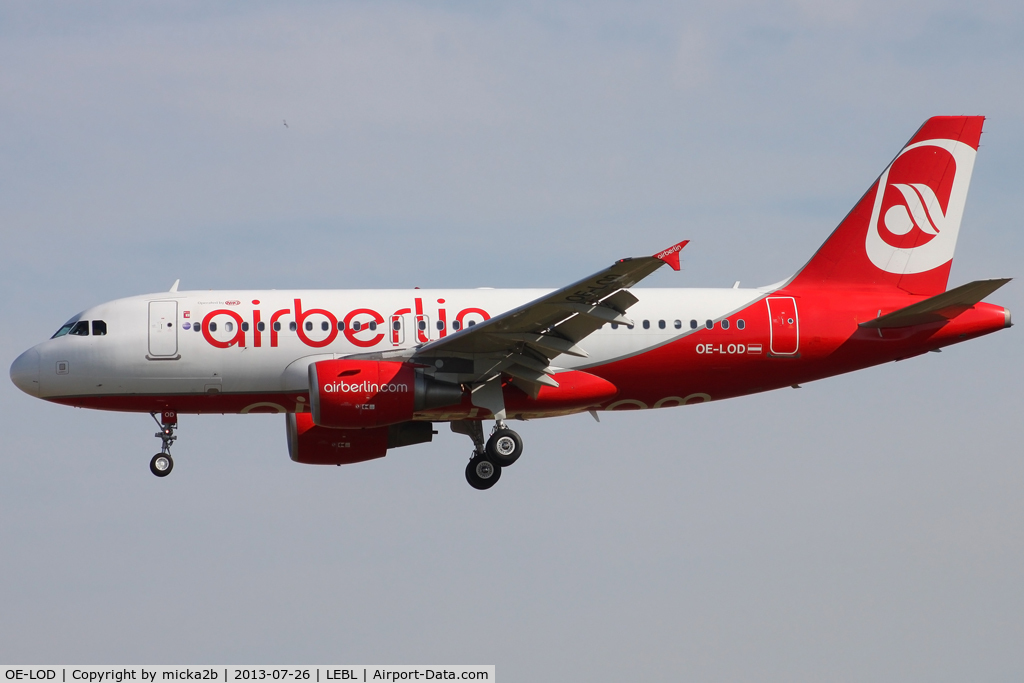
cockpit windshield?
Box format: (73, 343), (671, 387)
(51, 317), (108, 338)
(51, 324), (74, 338)
(51, 322), (77, 338)
(51, 314), (84, 339)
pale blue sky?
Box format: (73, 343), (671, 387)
(1, 2), (1022, 679)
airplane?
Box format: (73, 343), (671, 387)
(9, 116), (1012, 490)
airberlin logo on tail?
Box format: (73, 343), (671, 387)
(886, 183), (945, 236)
(865, 138), (977, 275)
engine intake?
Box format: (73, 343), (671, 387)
(309, 359), (464, 428)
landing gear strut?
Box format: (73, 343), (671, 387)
(149, 411), (177, 477)
(451, 419), (524, 490)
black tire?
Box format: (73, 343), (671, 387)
(465, 455), (501, 490)
(150, 453), (174, 477)
(486, 428), (523, 467)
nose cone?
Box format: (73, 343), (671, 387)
(10, 347), (40, 397)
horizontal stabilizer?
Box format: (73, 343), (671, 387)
(860, 278), (1011, 329)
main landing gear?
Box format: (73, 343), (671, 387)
(452, 420), (524, 490)
(149, 411), (177, 477)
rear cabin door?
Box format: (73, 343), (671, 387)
(148, 300), (179, 358)
(766, 296), (799, 356)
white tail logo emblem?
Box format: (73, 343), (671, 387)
(866, 139), (976, 275)
(885, 184), (944, 236)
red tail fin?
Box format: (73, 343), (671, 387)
(788, 116), (984, 296)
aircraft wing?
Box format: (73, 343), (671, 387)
(408, 240), (688, 393)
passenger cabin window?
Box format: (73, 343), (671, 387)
(690, 320), (698, 329)
(369, 321), (377, 331)
(194, 324), (202, 332)
(705, 320), (713, 330)
(436, 321), (444, 331)
(393, 320), (401, 331)
(209, 322), (217, 332)
(721, 319), (730, 330)
(468, 320), (477, 327)
(305, 321), (313, 331)
(658, 320), (666, 329)
(241, 322), (249, 332)
(674, 320), (682, 329)
(452, 320), (461, 330)
(225, 321), (234, 332)
(257, 322), (265, 332)
(353, 321), (362, 331)
(92, 320), (107, 336)
(737, 319), (745, 330)
(273, 322), (281, 332)
(642, 320), (650, 329)
(289, 322), (297, 332)
(418, 320), (427, 331)
(337, 321), (346, 331)
(69, 321), (89, 336)
(321, 321), (329, 331)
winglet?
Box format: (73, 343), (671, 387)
(653, 240), (689, 271)
(169, 279), (180, 293)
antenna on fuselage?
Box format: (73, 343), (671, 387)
(169, 279), (180, 293)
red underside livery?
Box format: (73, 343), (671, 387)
(10, 116), (1012, 489)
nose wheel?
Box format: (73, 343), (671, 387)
(150, 411), (178, 478)
(150, 453), (174, 477)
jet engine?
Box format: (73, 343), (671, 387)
(286, 412), (435, 465)
(309, 359), (464, 428)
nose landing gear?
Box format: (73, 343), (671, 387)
(451, 419), (524, 490)
(149, 411), (177, 477)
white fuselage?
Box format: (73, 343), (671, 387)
(23, 287), (765, 404)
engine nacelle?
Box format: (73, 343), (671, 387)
(309, 359), (464, 428)
(287, 412), (389, 465)
(286, 412), (435, 465)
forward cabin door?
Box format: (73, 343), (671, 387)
(766, 296), (799, 356)
(148, 300), (179, 358)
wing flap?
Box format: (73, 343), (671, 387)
(557, 302), (633, 325)
(488, 332), (589, 358)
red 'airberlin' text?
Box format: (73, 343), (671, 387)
(198, 298), (491, 350)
